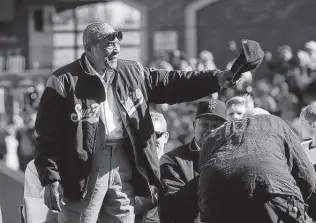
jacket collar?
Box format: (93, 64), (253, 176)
(75, 53), (106, 102)
(189, 139), (201, 152)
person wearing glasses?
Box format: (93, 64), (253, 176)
(34, 21), (235, 223)
(159, 99), (227, 223)
(150, 112), (169, 160)
(135, 112), (169, 223)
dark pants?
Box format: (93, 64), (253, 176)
(201, 195), (307, 223)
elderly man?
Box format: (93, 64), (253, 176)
(199, 108), (316, 223)
(150, 112), (169, 160)
(159, 99), (227, 223)
(34, 21), (235, 223)
(135, 112), (169, 223)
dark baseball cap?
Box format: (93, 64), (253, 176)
(196, 99), (227, 121)
(230, 39), (265, 83)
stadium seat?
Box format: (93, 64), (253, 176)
(21, 160), (57, 223)
(21, 197), (57, 223)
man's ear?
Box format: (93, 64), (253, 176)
(193, 121), (196, 128)
(85, 44), (92, 54)
(312, 122), (316, 130)
(164, 131), (169, 142)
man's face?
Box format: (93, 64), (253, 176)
(194, 116), (226, 147)
(300, 116), (315, 140)
(88, 37), (120, 69)
(226, 104), (247, 121)
(153, 121), (169, 160)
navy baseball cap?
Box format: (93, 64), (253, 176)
(196, 99), (227, 121)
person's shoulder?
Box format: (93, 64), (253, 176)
(117, 59), (141, 67)
(248, 113), (280, 123)
(46, 59), (81, 96)
(166, 143), (190, 158)
(25, 160), (38, 177)
(52, 58), (80, 78)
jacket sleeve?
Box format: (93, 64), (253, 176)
(284, 124), (316, 201)
(141, 206), (160, 223)
(159, 154), (199, 223)
(134, 196), (156, 215)
(307, 188), (316, 220)
(34, 75), (67, 187)
(140, 65), (221, 104)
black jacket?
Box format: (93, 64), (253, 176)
(159, 141), (200, 223)
(34, 53), (221, 201)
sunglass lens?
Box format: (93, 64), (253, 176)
(117, 31), (123, 41)
(107, 33), (116, 42)
(155, 132), (164, 138)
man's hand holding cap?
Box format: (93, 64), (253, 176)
(230, 39), (265, 83)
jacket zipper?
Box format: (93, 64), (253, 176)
(81, 108), (100, 201)
(112, 80), (152, 194)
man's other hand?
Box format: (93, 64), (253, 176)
(44, 181), (65, 211)
(217, 70), (233, 88)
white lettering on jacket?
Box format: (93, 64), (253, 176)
(70, 103), (100, 123)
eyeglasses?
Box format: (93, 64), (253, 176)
(103, 30), (123, 42)
(155, 131), (165, 139)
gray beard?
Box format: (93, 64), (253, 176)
(105, 58), (117, 69)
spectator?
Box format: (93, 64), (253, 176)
(4, 122), (19, 171)
(135, 112), (169, 223)
(199, 50), (217, 70)
(199, 109), (316, 223)
(16, 107), (37, 172)
(150, 52), (173, 71)
(300, 102), (316, 166)
(225, 95), (254, 121)
(252, 80), (279, 115)
(170, 49), (182, 70)
(159, 100), (227, 223)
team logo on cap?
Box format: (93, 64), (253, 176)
(208, 100), (217, 111)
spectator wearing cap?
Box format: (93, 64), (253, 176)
(159, 99), (227, 223)
(34, 21), (235, 223)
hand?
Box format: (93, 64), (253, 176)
(44, 181), (65, 211)
(216, 70), (233, 89)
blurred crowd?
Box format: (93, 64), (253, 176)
(150, 40), (316, 152)
(1, 39), (316, 170)
(0, 106), (37, 172)
(0, 85), (41, 172)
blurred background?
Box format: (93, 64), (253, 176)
(0, 0), (316, 222)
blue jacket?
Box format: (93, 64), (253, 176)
(34, 53), (222, 201)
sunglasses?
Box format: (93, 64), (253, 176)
(155, 131), (165, 139)
(91, 31), (123, 45)
(104, 30), (123, 42)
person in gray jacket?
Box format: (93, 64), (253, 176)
(199, 108), (316, 223)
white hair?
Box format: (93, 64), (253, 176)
(243, 107), (270, 118)
(150, 112), (167, 131)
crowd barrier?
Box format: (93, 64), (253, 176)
(0, 160), (24, 223)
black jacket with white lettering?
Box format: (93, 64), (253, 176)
(34, 53), (221, 201)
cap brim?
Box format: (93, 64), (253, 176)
(196, 113), (227, 121)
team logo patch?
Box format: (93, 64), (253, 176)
(70, 103), (100, 123)
(122, 88), (144, 116)
(208, 100), (217, 111)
